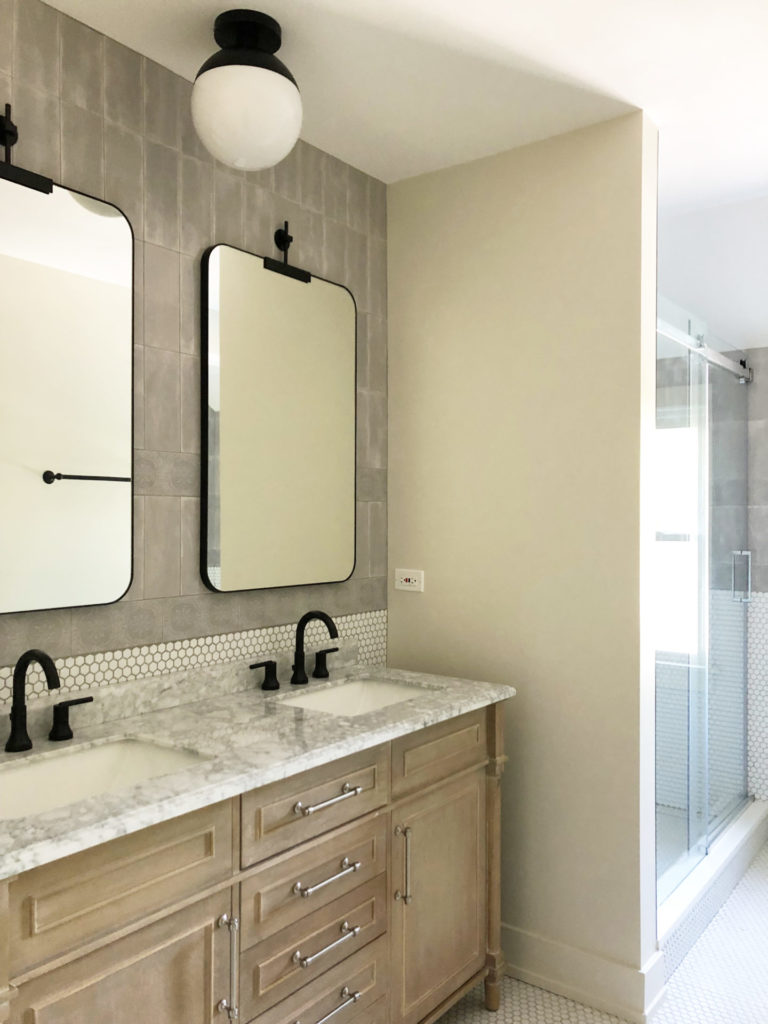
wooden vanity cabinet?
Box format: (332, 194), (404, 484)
(1, 703), (506, 1024)
(390, 769), (487, 1024)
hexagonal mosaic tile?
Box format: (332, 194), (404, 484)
(0, 610), (387, 702)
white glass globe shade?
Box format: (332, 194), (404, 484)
(191, 64), (302, 171)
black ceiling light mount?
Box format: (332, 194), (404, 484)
(191, 9), (303, 171)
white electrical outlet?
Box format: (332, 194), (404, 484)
(394, 568), (424, 592)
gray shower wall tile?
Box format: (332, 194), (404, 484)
(1, 0), (387, 667)
(747, 350), (768, 582)
(60, 15), (103, 114)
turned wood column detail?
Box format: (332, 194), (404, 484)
(485, 703), (508, 1012)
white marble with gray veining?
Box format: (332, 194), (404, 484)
(0, 665), (515, 879)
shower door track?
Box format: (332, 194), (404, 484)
(657, 320), (753, 383)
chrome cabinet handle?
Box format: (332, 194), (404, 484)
(294, 782), (363, 817)
(394, 825), (413, 904)
(292, 921), (361, 968)
(293, 857), (362, 898)
(217, 913), (240, 1020)
(294, 986), (361, 1024)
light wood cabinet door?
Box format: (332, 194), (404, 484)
(390, 769), (487, 1024)
(10, 890), (232, 1024)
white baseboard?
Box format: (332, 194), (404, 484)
(503, 923), (666, 1024)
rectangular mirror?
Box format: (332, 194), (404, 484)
(0, 180), (133, 614)
(202, 244), (356, 592)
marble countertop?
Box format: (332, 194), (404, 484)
(0, 665), (515, 879)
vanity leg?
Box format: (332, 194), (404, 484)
(485, 704), (507, 1012)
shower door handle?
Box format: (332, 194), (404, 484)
(731, 550), (752, 603)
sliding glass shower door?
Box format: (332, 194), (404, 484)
(654, 317), (750, 903)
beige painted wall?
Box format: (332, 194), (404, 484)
(387, 113), (659, 1020)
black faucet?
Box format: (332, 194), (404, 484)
(291, 611), (339, 685)
(5, 649), (60, 752)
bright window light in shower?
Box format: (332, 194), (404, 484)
(651, 426), (700, 654)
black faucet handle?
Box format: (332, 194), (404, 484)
(250, 659), (280, 691)
(312, 647), (339, 679)
(49, 696), (94, 742)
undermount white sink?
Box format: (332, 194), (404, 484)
(0, 739), (207, 820)
(279, 679), (426, 717)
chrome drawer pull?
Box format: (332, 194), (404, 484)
(294, 986), (361, 1024)
(394, 825), (413, 904)
(292, 921), (361, 968)
(217, 913), (240, 1021)
(294, 782), (363, 817)
(293, 857), (362, 898)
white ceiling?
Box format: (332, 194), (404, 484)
(46, 0), (768, 209)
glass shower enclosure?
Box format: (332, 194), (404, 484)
(654, 304), (751, 903)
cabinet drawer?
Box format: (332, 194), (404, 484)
(248, 935), (388, 1024)
(240, 874), (387, 1018)
(10, 800), (234, 978)
(391, 710), (487, 798)
(241, 746), (389, 868)
(241, 813), (387, 950)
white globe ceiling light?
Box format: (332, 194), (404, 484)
(191, 10), (302, 171)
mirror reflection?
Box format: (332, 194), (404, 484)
(203, 244), (356, 592)
(0, 181), (133, 614)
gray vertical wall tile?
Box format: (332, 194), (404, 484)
(144, 59), (180, 150)
(181, 354), (200, 454)
(15, 0), (59, 95)
(125, 496), (145, 601)
(180, 255), (200, 356)
(0, 0), (12, 74)
(369, 502), (387, 577)
(0, 71), (10, 106)
(323, 152), (348, 222)
(144, 496), (181, 599)
(180, 156), (212, 256)
(134, 451), (198, 496)
(346, 229), (369, 313)
(0, 609), (72, 667)
(353, 502), (371, 579)
(71, 601), (164, 652)
(322, 218), (346, 284)
(356, 314), (370, 391)
(300, 144), (324, 214)
(181, 497), (205, 595)
(13, 83), (60, 180)
(367, 391), (387, 470)
(104, 38), (143, 134)
(144, 243), (180, 351)
(133, 241), (144, 347)
(105, 123), (143, 236)
(144, 347), (181, 452)
(61, 16), (103, 113)
(273, 141), (302, 203)
(368, 236), (387, 319)
(347, 166), (369, 234)
(244, 183), (277, 255)
(144, 141), (179, 249)
(61, 103), (103, 197)
(133, 344), (145, 449)
(214, 168), (244, 248)
(368, 316), (387, 393)
(368, 178), (387, 240)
